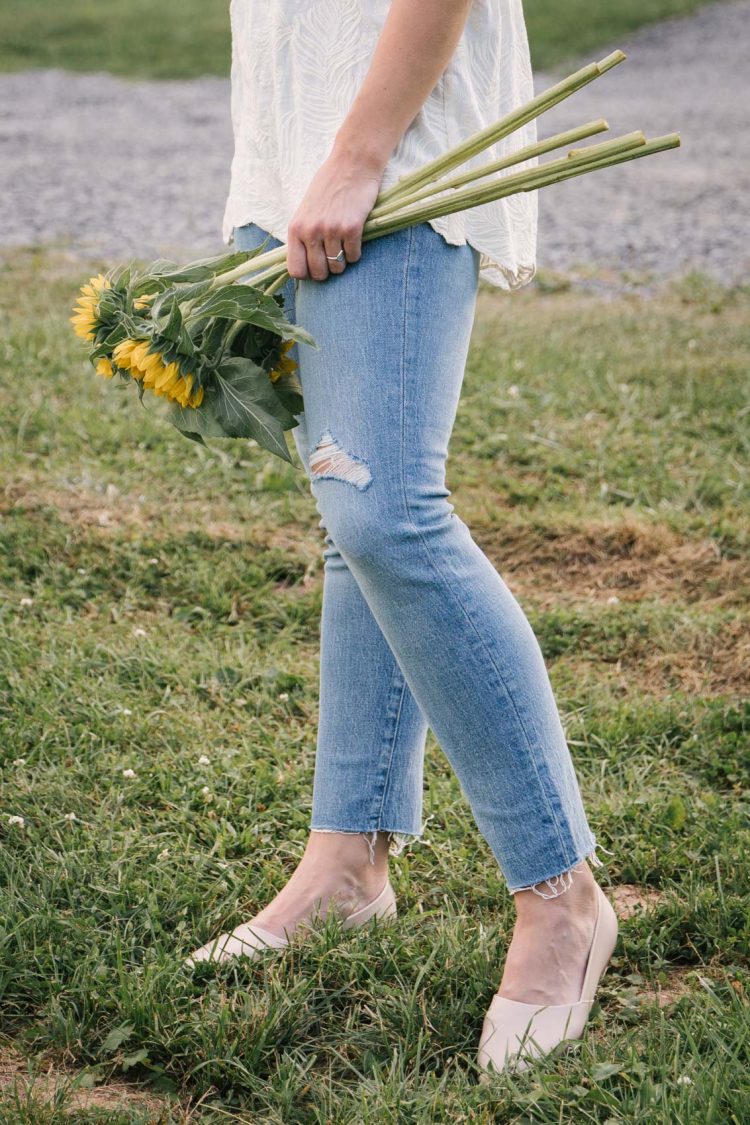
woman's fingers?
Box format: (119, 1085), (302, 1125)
(342, 230), (362, 265)
(288, 232), (351, 281)
(285, 229), (311, 281)
(305, 237), (332, 281)
(323, 236), (347, 274)
(287, 227), (331, 281)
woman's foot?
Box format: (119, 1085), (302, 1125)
(498, 860), (600, 1006)
(245, 828), (392, 941)
(478, 868), (618, 1075)
(186, 829), (392, 968)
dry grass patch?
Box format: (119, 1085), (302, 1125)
(636, 968), (701, 1009)
(2, 480), (320, 555)
(610, 883), (665, 920)
(638, 613), (750, 695)
(2, 481), (161, 534)
(476, 515), (748, 610)
(0, 1043), (182, 1121)
(550, 618), (749, 696)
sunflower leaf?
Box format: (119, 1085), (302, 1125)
(209, 357), (296, 462)
(167, 395), (229, 441)
(150, 246), (272, 284)
(158, 298), (184, 344)
(191, 286), (317, 348)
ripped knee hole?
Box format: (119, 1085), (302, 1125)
(309, 429), (373, 490)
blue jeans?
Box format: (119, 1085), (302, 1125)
(234, 219), (602, 894)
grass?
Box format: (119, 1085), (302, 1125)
(0, 247), (748, 1121)
(0, 0), (724, 79)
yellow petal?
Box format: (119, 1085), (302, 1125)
(113, 339), (139, 371)
(170, 378), (190, 407)
(141, 366), (161, 389)
(155, 361), (179, 390)
(130, 342), (152, 371)
(141, 356), (164, 380)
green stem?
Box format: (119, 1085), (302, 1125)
(361, 133), (679, 239)
(265, 271), (290, 296)
(375, 49), (626, 205)
(368, 118), (610, 220)
(360, 131), (651, 238)
(210, 244), (288, 288)
(225, 320), (245, 349)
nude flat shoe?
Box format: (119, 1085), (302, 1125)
(184, 877), (397, 967)
(477, 881), (618, 1077)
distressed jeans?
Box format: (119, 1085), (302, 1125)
(234, 219), (603, 894)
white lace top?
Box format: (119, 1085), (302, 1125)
(222, 0), (538, 290)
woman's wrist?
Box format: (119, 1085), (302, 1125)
(332, 124), (393, 179)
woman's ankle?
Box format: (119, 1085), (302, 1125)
(306, 828), (391, 883)
(512, 860), (599, 920)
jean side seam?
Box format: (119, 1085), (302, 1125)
(373, 665), (410, 829)
(396, 230), (576, 875)
(364, 657), (407, 829)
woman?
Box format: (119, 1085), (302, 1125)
(188, 0), (619, 1074)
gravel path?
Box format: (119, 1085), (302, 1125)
(1, 0), (747, 285)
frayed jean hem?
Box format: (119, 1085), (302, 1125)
(310, 823), (426, 862)
(506, 836), (615, 899)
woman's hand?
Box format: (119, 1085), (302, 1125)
(285, 146), (386, 282)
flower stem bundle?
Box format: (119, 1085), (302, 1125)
(71, 47), (680, 464)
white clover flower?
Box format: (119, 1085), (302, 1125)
(133, 627), (147, 638)
(200, 786), (212, 800)
(64, 812), (77, 822)
(122, 768), (137, 779)
(677, 1076), (693, 1087)
(20, 597), (34, 607)
(13, 758), (26, 767)
(121, 708), (133, 716)
(278, 692), (289, 702)
(7, 815), (25, 827)
(606, 595), (620, 604)
(198, 754), (211, 765)
(507, 384), (520, 397)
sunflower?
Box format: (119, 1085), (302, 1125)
(95, 358), (114, 379)
(70, 274), (112, 342)
(269, 338), (298, 383)
(114, 339), (204, 408)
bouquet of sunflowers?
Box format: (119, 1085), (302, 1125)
(71, 49), (680, 465)
(71, 249), (311, 462)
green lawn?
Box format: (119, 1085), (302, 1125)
(0, 0), (723, 79)
(0, 248), (748, 1121)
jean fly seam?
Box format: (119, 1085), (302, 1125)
(397, 225), (575, 876)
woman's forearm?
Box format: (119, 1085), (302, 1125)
(285, 0), (475, 280)
(333, 0), (476, 174)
